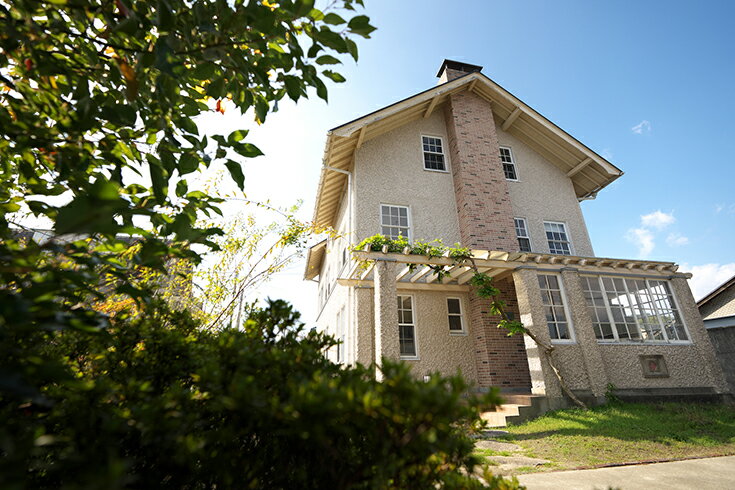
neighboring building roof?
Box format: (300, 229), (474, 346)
(698, 274), (735, 308)
(304, 239), (327, 280)
(313, 65), (624, 229)
(697, 274), (735, 322)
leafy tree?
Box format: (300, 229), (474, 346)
(1, 0), (373, 397)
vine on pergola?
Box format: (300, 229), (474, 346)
(354, 235), (588, 409)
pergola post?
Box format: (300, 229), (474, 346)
(373, 259), (399, 379)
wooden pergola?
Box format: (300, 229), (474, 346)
(337, 247), (682, 291)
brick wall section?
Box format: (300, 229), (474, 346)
(444, 91), (518, 252)
(443, 89), (531, 389)
(479, 277), (533, 388)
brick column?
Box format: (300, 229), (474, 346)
(670, 277), (730, 393)
(560, 269), (608, 400)
(444, 91), (517, 252)
(443, 90), (521, 388)
(373, 260), (399, 379)
(512, 268), (562, 398)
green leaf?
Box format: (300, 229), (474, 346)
(345, 38), (359, 61)
(227, 129), (249, 144)
(322, 70), (346, 83)
(283, 75), (303, 101)
(179, 152), (199, 175)
(314, 77), (328, 102)
(225, 160), (245, 190)
(316, 55), (341, 65)
(347, 15), (376, 37)
(232, 143), (263, 159)
(322, 13), (346, 25)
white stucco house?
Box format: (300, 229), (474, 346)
(304, 60), (729, 408)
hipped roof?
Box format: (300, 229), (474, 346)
(313, 71), (623, 229)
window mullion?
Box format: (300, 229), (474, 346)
(599, 276), (620, 341)
(646, 279), (670, 342)
(621, 279), (644, 340)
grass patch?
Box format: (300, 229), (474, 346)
(501, 402), (735, 471)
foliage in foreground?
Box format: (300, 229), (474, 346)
(501, 401), (735, 471)
(0, 298), (520, 489)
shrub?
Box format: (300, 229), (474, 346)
(0, 299), (516, 489)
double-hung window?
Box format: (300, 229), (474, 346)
(538, 274), (574, 342)
(447, 297), (465, 333)
(514, 218), (532, 252)
(499, 146), (518, 181)
(580, 275), (689, 343)
(544, 221), (572, 255)
(398, 295), (417, 358)
(422, 136), (446, 171)
(380, 204), (410, 240)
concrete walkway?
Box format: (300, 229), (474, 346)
(516, 455), (735, 489)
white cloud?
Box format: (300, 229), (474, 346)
(600, 148), (613, 161)
(666, 232), (689, 247)
(640, 210), (675, 230)
(631, 120), (651, 134)
(680, 263), (735, 301)
(626, 227), (655, 258)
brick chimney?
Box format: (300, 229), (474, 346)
(436, 59), (483, 84)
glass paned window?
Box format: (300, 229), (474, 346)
(447, 297), (464, 332)
(581, 275), (689, 343)
(380, 204), (410, 240)
(397, 295), (417, 357)
(544, 221), (571, 255)
(422, 136), (446, 171)
(499, 147), (518, 180)
(537, 274), (573, 341)
(514, 218), (532, 252)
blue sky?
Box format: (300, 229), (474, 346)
(216, 0), (735, 323)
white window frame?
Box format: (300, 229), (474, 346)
(514, 217), (532, 253)
(335, 307), (345, 363)
(446, 297), (466, 335)
(420, 134), (449, 173)
(499, 146), (519, 181)
(543, 220), (573, 255)
(538, 273), (576, 344)
(397, 294), (419, 360)
(379, 203), (411, 241)
(581, 274), (691, 345)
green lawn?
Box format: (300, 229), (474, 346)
(490, 402), (735, 472)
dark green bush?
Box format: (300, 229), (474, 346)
(1, 299), (516, 489)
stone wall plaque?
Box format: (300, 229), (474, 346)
(640, 355), (669, 378)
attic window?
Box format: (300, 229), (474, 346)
(422, 136), (446, 171)
(499, 146), (518, 181)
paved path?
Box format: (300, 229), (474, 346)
(516, 455), (735, 489)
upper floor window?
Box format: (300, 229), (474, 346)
(398, 295), (418, 358)
(514, 218), (532, 252)
(422, 135), (446, 171)
(380, 204), (410, 241)
(544, 221), (571, 255)
(447, 297), (465, 333)
(499, 146), (518, 181)
(538, 274), (574, 342)
(580, 275), (689, 343)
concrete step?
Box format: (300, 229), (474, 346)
(481, 393), (547, 427)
